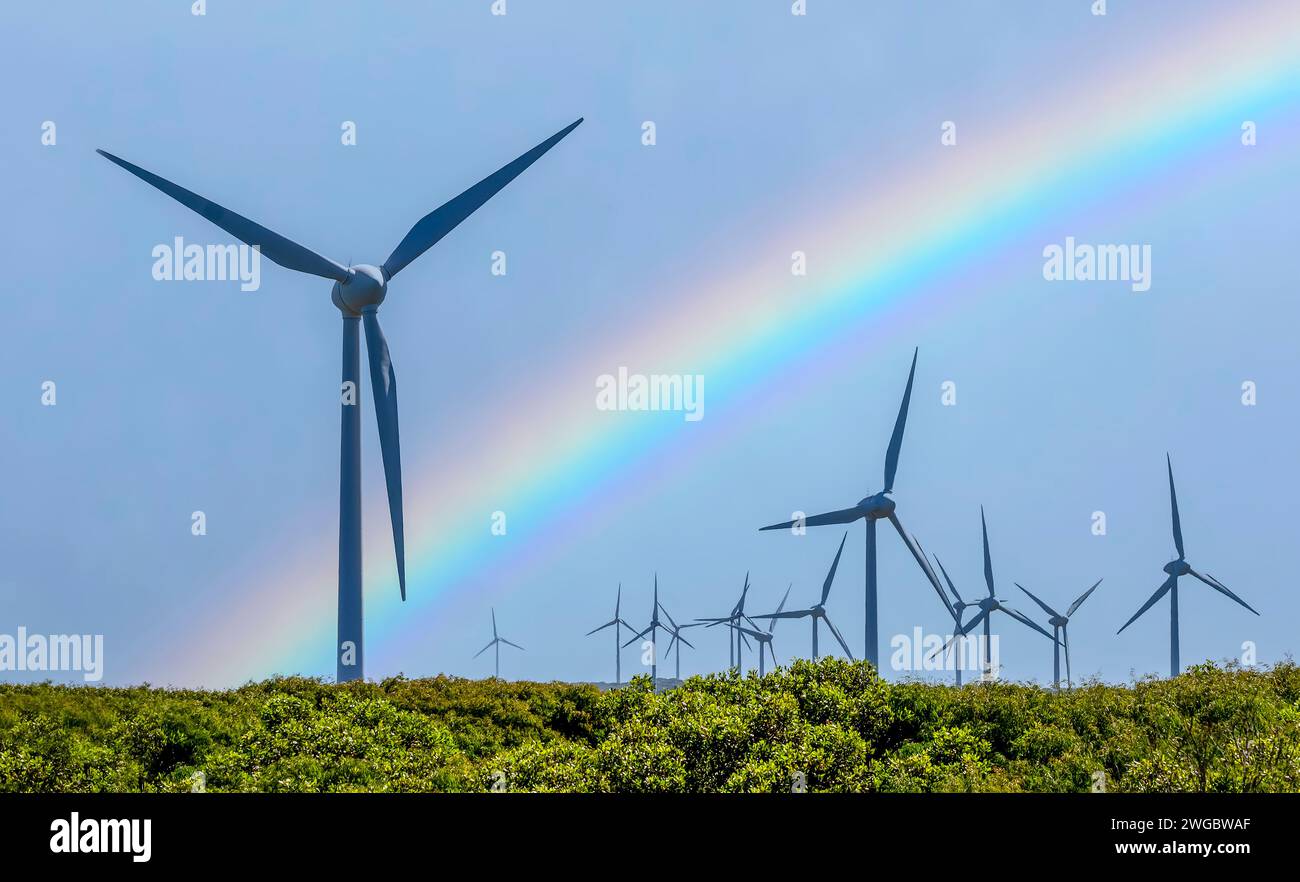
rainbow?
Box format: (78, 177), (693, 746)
(160, 3), (1300, 686)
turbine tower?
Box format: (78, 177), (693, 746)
(760, 349), (950, 668)
(694, 573), (752, 673)
(474, 608), (525, 679)
(948, 508), (1058, 677)
(727, 584), (790, 676)
(1117, 455), (1258, 678)
(754, 533), (855, 661)
(1016, 579), (1102, 689)
(98, 120), (583, 682)
(586, 584), (638, 684)
(624, 575), (667, 684)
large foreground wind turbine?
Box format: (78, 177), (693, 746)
(754, 533), (854, 661)
(1117, 455), (1258, 678)
(99, 120), (583, 681)
(586, 584), (639, 684)
(1016, 579), (1102, 689)
(474, 608), (525, 679)
(759, 349), (949, 668)
(949, 508), (1058, 676)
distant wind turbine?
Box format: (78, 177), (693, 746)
(657, 601), (700, 681)
(727, 584), (791, 676)
(760, 349), (952, 668)
(1016, 579), (1102, 689)
(946, 508), (1058, 677)
(694, 573), (753, 673)
(624, 575), (668, 683)
(754, 533), (855, 661)
(98, 120), (583, 682)
(915, 539), (972, 686)
(586, 584), (639, 684)
(1116, 455), (1258, 678)
(474, 608), (524, 679)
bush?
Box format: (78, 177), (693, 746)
(2, 661), (1298, 792)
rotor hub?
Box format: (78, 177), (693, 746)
(1164, 559), (1190, 576)
(332, 264), (387, 316)
(858, 492), (896, 520)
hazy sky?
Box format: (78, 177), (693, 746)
(2, 1), (1297, 687)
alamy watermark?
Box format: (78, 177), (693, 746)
(596, 367), (704, 422)
(1042, 236), (1150, 292)
(890, 627), (1000, 679)
(0, 627), (104, 682)
(152, 236), (261, 291)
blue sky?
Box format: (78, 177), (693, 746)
(1, 1), (1296, 687)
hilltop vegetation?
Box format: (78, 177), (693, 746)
(2, 660), (1298, 792)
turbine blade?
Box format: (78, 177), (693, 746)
(767, 584), (793, 634)
(1066, 578), (1103, 618)
(933, 555), (963, 605)
(663, 632), (678, 656)
(820, 532), (849, 605)
(883, 347), (918, 492)
(501, 638), (525, 651)
(998, 604), (1057, 642)
(1116, 575), (1177, 634)
(1014, 583), (1060, 619)
(623, 625), (652, 648)
(1189, 568), (1259, 616)
(980, 506), (995, 597)
(96, 149), (349, 282)
(491, 608), (497, 638)
(1167, 454), (1184, 559)
(658, 601), (679, 631)
(959, 608), (989, 637)
(473, 639), (495, 659)
(362, 311), (406, 600)
(586, 620), (617, 636)
(821, 614), (855, 660)
(889, 515), (954, 619)
(727, 623), (767, 640)
(677, 633), (695, 650)
(382, 119), (583, 279)
(760, 507), (862, 531)
(755, 610), (810, 620)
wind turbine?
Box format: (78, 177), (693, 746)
(754, 533), (855, 661)
(474, 608), (524, 679)
(586, 584), (639, 684)
(656, 601), (700, 681)
(98, 119), (583, 682)
(947, 508), (1058, 678)
(760, 349), (951, 668)
(1016, 579), (1102, 689)
(916, 539), (973, 686)
(694, 573), (753, 673)
(1116, 454), (1259, 678)
(727, 584), (791, 676)
(624, 575), (668, 684)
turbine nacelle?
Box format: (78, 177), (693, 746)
(1163, 559), (1191, 577)
(856, 492), (896, 520)
(332, 264), (388, 315)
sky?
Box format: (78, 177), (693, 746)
(1, 1), (1297, 688)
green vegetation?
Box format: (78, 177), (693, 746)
(2, 660), (1298, 792)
